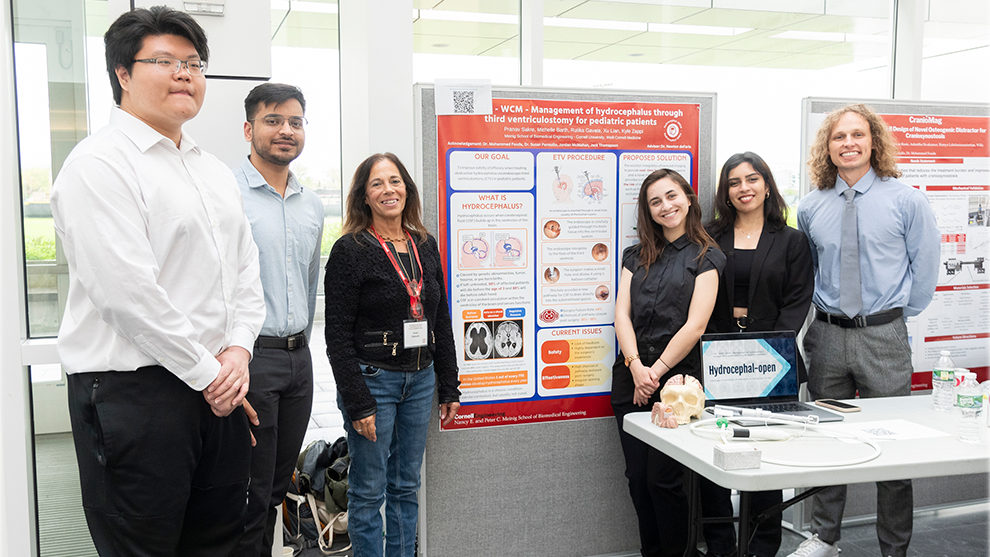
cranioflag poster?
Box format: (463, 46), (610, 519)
(437, 97), (701, 429)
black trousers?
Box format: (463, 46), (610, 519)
(613, 402), (688, 557)
(233, 343), (314, 557)
(67, 366), (251, 557)
(699, 479), (783, 557)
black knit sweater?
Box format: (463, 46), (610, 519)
(325, 231), (460, 421)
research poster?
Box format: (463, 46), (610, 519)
(437, 97), (701, 429)
(805, 105), (989, 388)
(887, 114), (990, 387)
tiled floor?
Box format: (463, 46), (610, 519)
(302, 320), (347, 449)
(777, 502), (989, 557)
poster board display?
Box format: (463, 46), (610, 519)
(801, 98), (990, 389)
(429, 90), (715, 430)
(415, 84), (716, 557)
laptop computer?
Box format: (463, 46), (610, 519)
(700, 330), (843, 424)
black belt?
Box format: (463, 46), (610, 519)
(255, 333), (308, 351)
(815, 307), (903, 329)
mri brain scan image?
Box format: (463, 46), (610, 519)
(494, 320), (523, 358)
(464, 321), (493, 360)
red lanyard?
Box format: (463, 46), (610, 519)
(371, 227), (424, 320)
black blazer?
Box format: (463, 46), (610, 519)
(706, 222), (815, 381)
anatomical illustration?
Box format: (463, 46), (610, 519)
(493, 234), (524, 267)
(459, 235), (489, 269)
(580, 170), (605, 203)
(551, 166), (574, 203)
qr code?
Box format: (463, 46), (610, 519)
(453, 90), (475, 114)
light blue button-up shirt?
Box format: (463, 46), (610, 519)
(234, 156), (324, 338)
(797, 167), (940, 318)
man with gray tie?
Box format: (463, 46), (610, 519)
(791, 103), (940, 557)
(232, 83), (324, 556)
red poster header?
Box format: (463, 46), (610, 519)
(883, 114), (989, 158)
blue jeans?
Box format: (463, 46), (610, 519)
(338, 364), (436, 557)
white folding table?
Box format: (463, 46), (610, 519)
(623, 395), (989, 556)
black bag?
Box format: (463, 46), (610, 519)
(283, 437), (351, 555)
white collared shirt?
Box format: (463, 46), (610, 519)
(50, 107), (266, 390)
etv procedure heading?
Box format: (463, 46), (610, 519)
(483, 104), (684, 127)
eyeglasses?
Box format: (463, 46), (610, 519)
(134, 57), (208, 75)
(250, 114), (307, 131)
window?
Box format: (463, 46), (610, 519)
(413, 0), (520, 85)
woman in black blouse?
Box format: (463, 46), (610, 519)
(325, 153), (460, 557)
(700, 152), (814, 557)
(613, 169), (724, 557)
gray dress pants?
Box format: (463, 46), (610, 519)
(803, 316), (914, 557)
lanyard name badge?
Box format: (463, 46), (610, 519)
(372, 228), (428, 349)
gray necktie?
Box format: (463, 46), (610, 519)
(840, 188), (863, 317)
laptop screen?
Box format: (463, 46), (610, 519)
(700, 331), (799, 406)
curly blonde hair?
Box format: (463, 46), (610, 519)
(808, 103), (901, 190)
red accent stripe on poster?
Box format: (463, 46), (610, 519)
(442, 395), (614, 430)
(935, 283), (989, 292)
(913, 367), (990, 390)
(926, 185), (990, 191)
(897, 158), (964, 164)
(923, 332), (990, 343)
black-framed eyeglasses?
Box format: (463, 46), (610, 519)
(249, 114), (307, 131)
(134, 57), (208, 75)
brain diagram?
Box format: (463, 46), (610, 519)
(463, 320), (524, 360)
(459, 236), (489, 268)
(493, 235), (523, 267)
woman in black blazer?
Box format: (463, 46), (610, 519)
(700, 152), (814, 557)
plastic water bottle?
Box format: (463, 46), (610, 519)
(932, 351), (956, 412)
(955, 372), (983, 444)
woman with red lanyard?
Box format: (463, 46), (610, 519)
(325, 153), (461, 557)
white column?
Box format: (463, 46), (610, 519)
(889, 0), (925, 100)
(339, 0), (415, 182)
(520, 0), (543, 86)
(0, 0), (36, 553)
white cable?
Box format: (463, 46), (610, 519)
(688, 417), (882, 467)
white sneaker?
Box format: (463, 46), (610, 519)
(787, 534), (839, 557)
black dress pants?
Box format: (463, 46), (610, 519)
(233, 343), (314, 556)
(613, 402), (688, 557)
(699, 478), (783, 557)
(68, 366), (251, 557)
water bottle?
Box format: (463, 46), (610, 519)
(932, 350), (955, 412)
(955, 372), (983, 444)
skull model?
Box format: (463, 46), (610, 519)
(659, 374), (704, 425)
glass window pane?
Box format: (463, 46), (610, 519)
(543, 1), (893, 203)
(413, 0), (520, 85)
(921, 0), (990, 102)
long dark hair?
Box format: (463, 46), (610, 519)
(636, 169), (716, 269)
(342, 153), (427, 242)
(708, 152), (788, 238)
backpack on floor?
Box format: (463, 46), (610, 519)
(283, 437), (351, 555)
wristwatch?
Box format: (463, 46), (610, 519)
(624, 353), (640, 366)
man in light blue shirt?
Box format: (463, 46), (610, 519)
(792, 104), (939, 557)
(232, 83), (324, 556)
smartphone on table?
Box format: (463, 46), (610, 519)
(815, 399), (861, 413)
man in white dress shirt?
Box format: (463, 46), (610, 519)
(49, 7), (265, 556)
